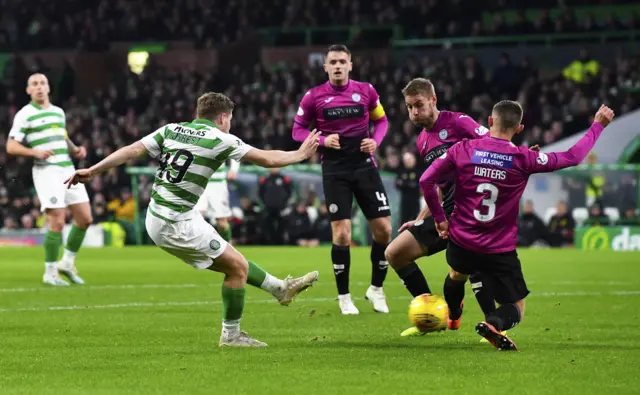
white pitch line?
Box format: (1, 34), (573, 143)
(0, 283), (202, 293)
(1, 290), (639, 313)
(0, 280), (635, 293)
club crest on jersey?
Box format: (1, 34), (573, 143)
(351, 93), (361, 102)
(536, 152), (549, 165)
(439, 129), (448, 140)
(210, 240), (221, 251)
(475, 126), (489, 136)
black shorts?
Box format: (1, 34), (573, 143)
(446, 241), (530, 305)
(322, 167), (391, 221)
(407, 207), (453, 256)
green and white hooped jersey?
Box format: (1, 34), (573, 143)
(8, 101), (72, 168)
(208, 158), (240, 182)
(140, 118), (253, 221)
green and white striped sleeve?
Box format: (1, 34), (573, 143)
(140, 126), (166, 157)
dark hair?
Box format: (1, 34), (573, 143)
(492, 100), (523, 130)
(401, 78), (435, 97)
(326, 44), (351, 57)
(196, 92), (235, 120)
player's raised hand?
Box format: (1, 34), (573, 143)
(73, 146), (87, 160)
(594, 105), (615, 127)
(435, 220), (449, 239)
(299, 130), (321, 159)
(360, 138), (377, 153)
(64, 169), (94, 189)
(324, 134), (340, 149)
(33, 149), (55, 160)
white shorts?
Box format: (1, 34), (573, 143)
(33, 165), (89, 212)
(195, 180), (232, 219)
(145, 209), (228, 270)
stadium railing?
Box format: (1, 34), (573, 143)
(126, 165), (400, 246)
(391, 30), (640, 48)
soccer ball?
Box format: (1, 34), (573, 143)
(408, 293), (449, 332)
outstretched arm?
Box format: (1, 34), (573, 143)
(526, 106), (614, 174)
(88, 141), (148, 175)
(243, 131), (320, 168)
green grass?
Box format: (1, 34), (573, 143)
(1, 247), (640, 395)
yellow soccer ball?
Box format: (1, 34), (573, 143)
(408, 293), (449, 332)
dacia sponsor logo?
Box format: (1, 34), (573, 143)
(323, 105), (365, 120)
(423, 143), (453, 166)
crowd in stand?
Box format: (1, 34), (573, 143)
(0, 0), (639, 50)
(1, 1), (640, 236)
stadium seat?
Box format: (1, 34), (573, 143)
(572, 207), (589, 226)
(604, 207), (620, 223)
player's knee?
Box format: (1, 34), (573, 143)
(384, 243), (402, 268)
(78, 213), (93, 228)
(229, 256), (249, 281)
(217, 218), (229, 230)
(47, 210), (65, 232)
(331, 222), (351, 246)
(371, 220), (392, 244)
(449, 268), (468, 281)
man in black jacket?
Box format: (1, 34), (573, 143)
(259, 168), (292, 245)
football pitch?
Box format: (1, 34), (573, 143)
(1, 247), (639, 395)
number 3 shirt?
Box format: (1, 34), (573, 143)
(140, 118), (253, 221)
(419, 121), (605, 253)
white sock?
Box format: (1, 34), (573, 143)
(62, 249), (76, 263)
(44, 261), (57, 268)
(222, 319), (241, 338)
(261, 274), (286, 297)
(368, 285), (382, 292)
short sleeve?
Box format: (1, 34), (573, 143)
(456, 113), (489, 140)
(140, 126), (166, 158)
(8, 111), (27, 143)
(294, 90), (315, 127)
(221, 133), (254, 161)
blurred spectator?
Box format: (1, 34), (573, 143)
(287, 202), (319, 247)
(233, 197), (262, 245)
(548, 201), (576, 247)
(563, 49), (600, 85)
(584, 153), (606, 207)
(313, 203), (333, 243)
(617, 206), (640, 226)
(583, 202), (611, 226)
(395, 152), (421, 225)
(517, 200), (549, 247)
(259, 168), (292, 245)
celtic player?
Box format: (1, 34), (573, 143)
(195, 157), (239, 242)
(65, 92), (321, 348)
(7, 73), (91, 286)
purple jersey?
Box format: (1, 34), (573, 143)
(292, 80), (386, 174)
(420, 121), (605, 254)
(416, 111), (489, 212)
